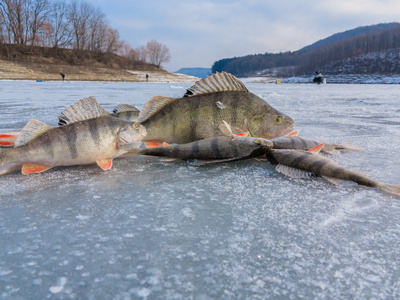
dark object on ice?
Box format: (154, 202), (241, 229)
(146, 74), (149, 82)
(60, 73), (65, 81)
(313, 71), (323, 84)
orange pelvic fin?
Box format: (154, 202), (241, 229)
(97, 159), (113, 170)
(287, 131), (299, 136)
(22, 163), (53, 175)
(145, 140), (165, 148)
(161, 142), (171, 147)
(308, 142), (326, 154)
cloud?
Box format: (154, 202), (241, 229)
(89, 0), (400, 71)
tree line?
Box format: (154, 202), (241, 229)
(0, 0), (170, 67)
(212, 24), (400, 77)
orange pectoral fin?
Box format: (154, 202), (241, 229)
(287, 131), (299, 136)
(236, 132), (248, 137)
(97, 159), (113, 170)
(145, 140), (165, 148)
(22, 163), (53, 175)
(308, 142), (326, 154)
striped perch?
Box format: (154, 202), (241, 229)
(138, 72), (294, 146)
(0, 97), (146, 175)
(128, 136), (273, 164)
(0, 103), (141, 147)
(266, 144), (400, 196)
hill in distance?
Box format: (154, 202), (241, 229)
(175, 67), (212, 79)
(212, 22), (400, 78)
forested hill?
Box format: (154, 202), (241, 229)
(212, 23), (400, 77)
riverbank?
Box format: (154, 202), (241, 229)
(0, 59), (199, 82)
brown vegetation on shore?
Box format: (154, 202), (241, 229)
(0, 45), (198, 82)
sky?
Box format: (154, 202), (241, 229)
(89, 0), (400, 72)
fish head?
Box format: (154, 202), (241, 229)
(234, 136), (273, 152)
(116, 122), (147, 150)
(248, 108), (294, 139)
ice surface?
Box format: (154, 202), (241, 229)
(0, 80), (400, 299)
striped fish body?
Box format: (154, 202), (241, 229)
(267, 149), (400, 195)
(135, 136), (273, 161)
(0, 116), (145, 169)
(139, 72), (294, 144)
(272, 136), (361, 154)
(141, 91), (293, 144)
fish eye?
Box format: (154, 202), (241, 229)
(133, 122), (140, 129)
(276, 116), (283, 124)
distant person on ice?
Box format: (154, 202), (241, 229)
(60, 73), (65, 81)
(146, 74), (149, 82)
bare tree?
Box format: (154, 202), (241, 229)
(146, 39), (170, 67)
(68, 0), (93, 51)
(28, 0), (49, 51)
(135, 45), (148, 62)
(104, 27), (119, 54)
(0, 0), (26, 44)
(87, 7), (108, 53)
(47, 0), (71, 49)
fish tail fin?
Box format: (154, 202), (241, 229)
(377, 183), (400, 197)
(341, 142), (364, 150)
(0, 130), (20, 147)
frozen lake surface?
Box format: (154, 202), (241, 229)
(0, 80), (400, 299)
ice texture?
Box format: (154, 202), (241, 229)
(0, 80), (400, 299)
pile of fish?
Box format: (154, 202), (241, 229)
(0, 72), (399, 196)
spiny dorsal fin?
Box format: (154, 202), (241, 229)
(138, 96), (175, 123)
(113, 104), (140, 114)
(276, 164), (318, 179)
(15, 119), (53, 147)
(184, 72), (249, 97)
(58, 97), (109, 125)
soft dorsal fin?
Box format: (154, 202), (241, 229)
(15, 119), (53, 147)
(113, 104), (140, 113)
(308, 142), (326, 153)
(184, 72), (249, 97)
(138, 96), (175, 123)
(58, 97), (109, 125)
